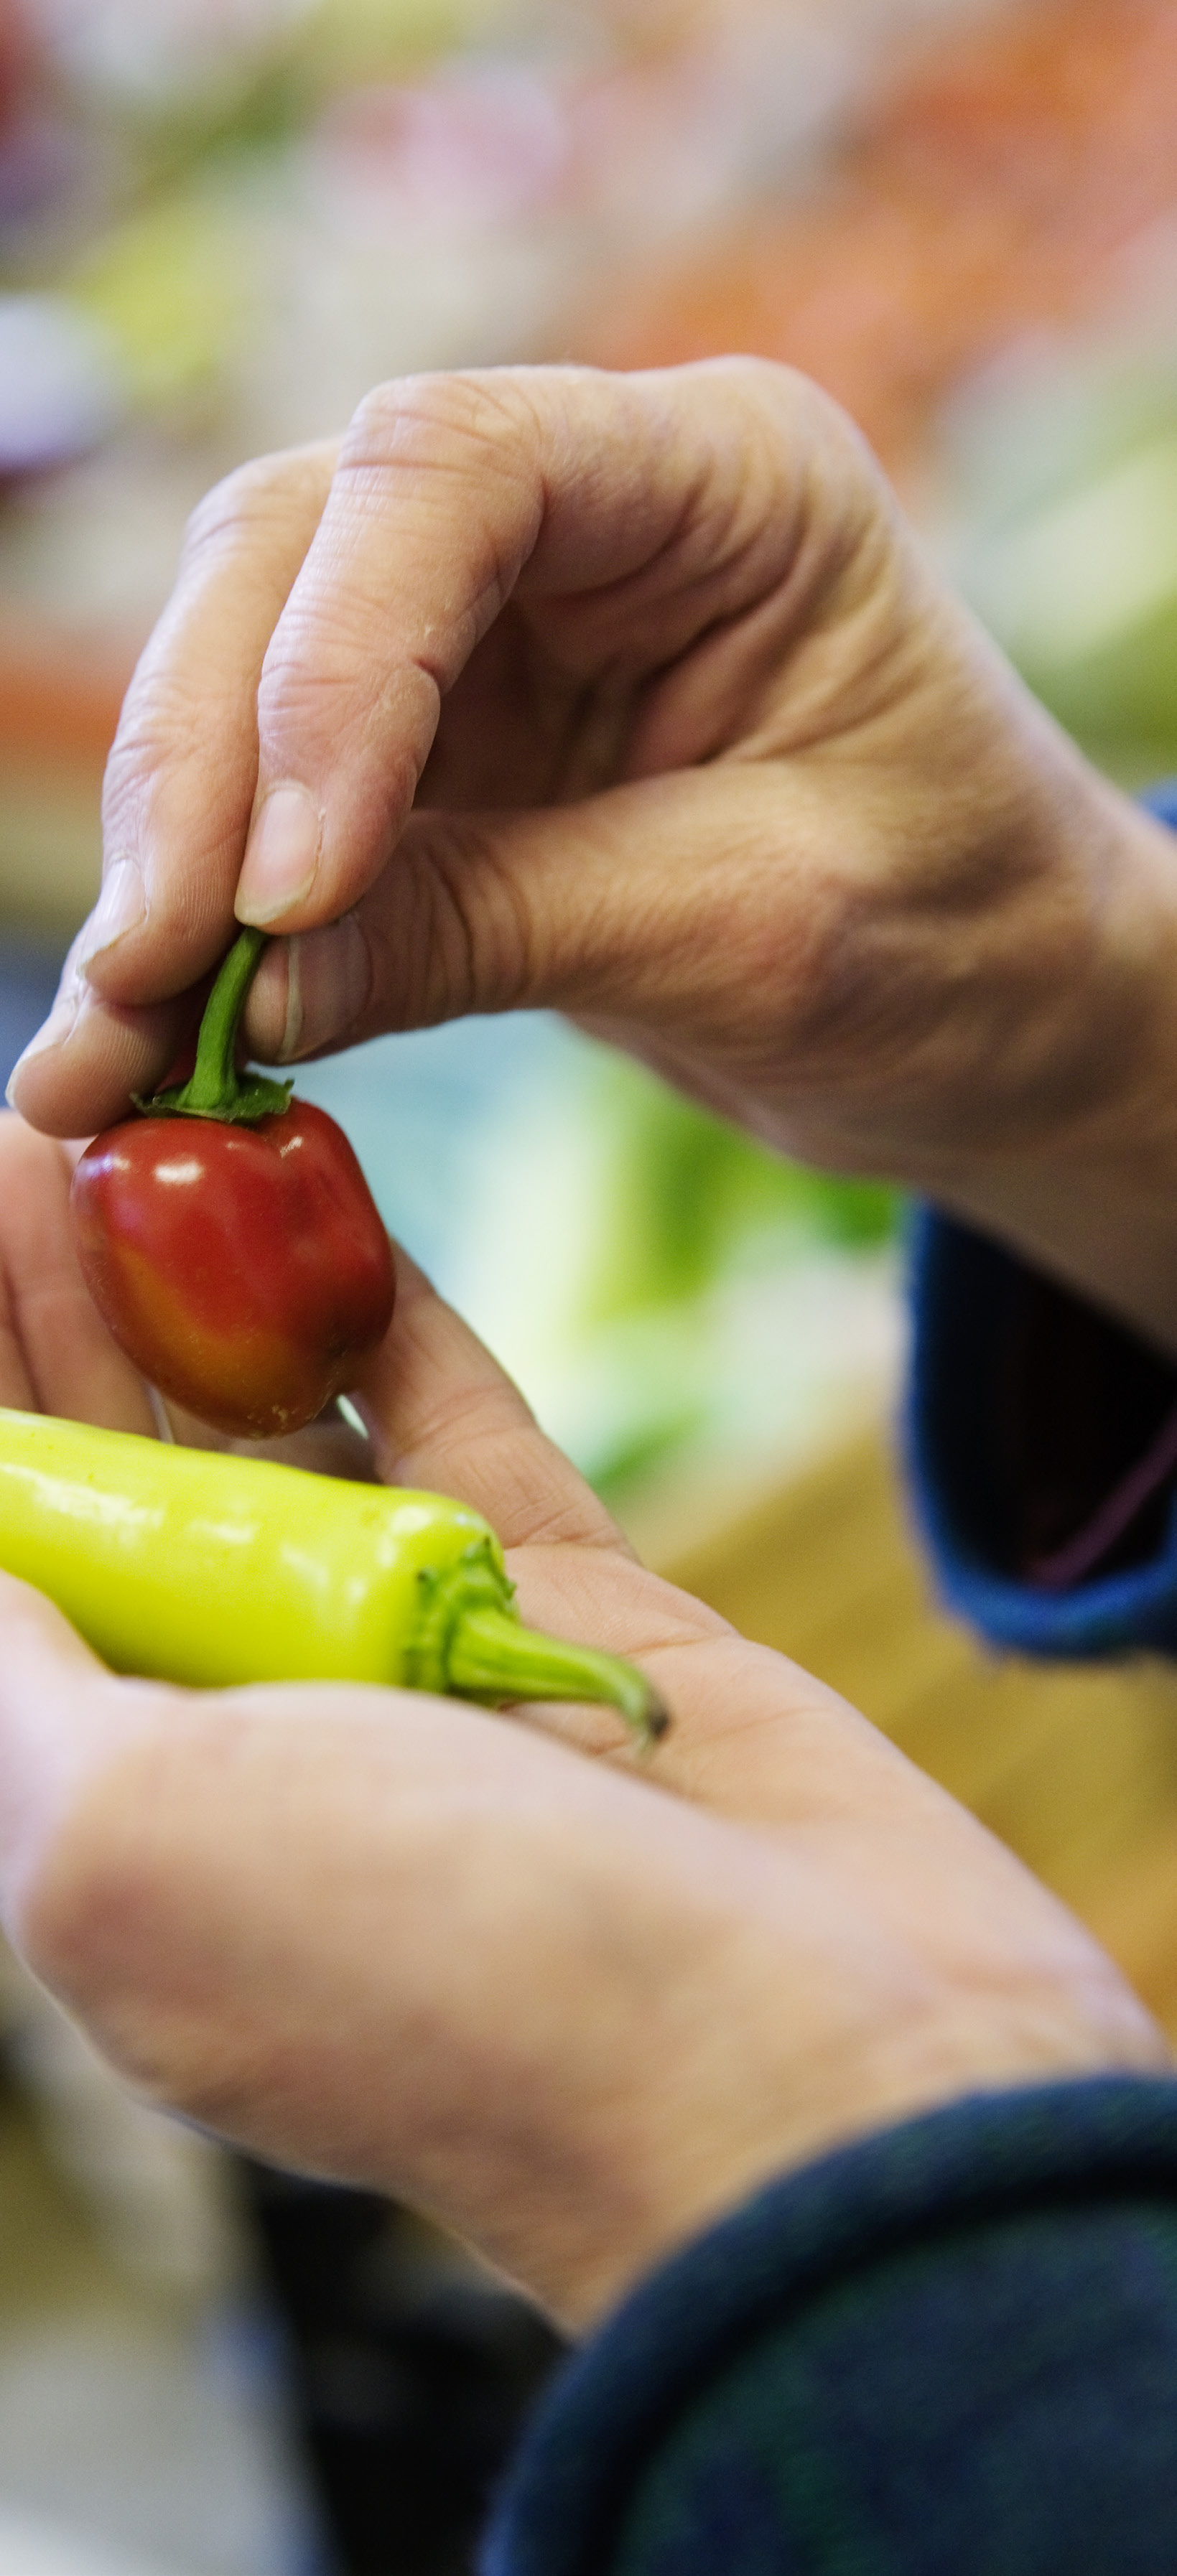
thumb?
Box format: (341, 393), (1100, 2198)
(243, 760), (826, 1070)
(0, 1570), (163, 1936)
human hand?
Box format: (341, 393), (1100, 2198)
(12, 358), (1177, 1350)
(0, 1112), (1164, 2332)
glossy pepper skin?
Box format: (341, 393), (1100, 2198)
(69, 928), (395, 1439)
(0, 1408), (668, 1743)
(71, 1103), (396, 1439)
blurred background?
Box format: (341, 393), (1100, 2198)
(6, 2), (1177, 2572)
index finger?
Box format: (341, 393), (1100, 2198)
(9, 442), (337, 1137)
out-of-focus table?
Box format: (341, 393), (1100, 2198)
(651, 1423), (1177, 2041)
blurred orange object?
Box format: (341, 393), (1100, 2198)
(574, 0), (1177, 479)
(0, 1), (34, 134)
(0, 617), (132, 933)
(0, 616), (128, 769)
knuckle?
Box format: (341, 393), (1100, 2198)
(100, 663), (206, 837)
(100, 722), (162, 843)
(338, 374), (544, 615)
(180, 454), (285, 569)
(179, 440), (333, 572)
(255, 631), (359, 741)
(103, 447), (336, 831)
(426, 821), (536, 1017)
(341, 368), (539, 476)
(255, 601), (439, 798)
(371, 815), (535, 1025)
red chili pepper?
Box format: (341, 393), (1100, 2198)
(70, 930), (395, 1439)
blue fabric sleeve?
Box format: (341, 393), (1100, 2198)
(482, 2076), (1177, 2575)
(907, 781), (1177, 1657)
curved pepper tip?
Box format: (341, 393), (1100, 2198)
(643, 1687), (671, 1746)
(444, 1602), (671, 1750)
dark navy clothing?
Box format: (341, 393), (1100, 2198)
(484, 2082), (1177, 2573)
(906, 1203), (1177, 1656)
(481, 784), (1177, 2572)
(906, 778), (1177, 1658)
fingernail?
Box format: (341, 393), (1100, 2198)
(5, 985), (82, 1105)
(236, 783), (322, 927)
(77, 858), (144, 975)
(247, 918), (371, 1064)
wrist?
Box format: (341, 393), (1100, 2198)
(908, 762), (1177, 1358)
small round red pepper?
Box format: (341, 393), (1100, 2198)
(70, 928), (395, 1439)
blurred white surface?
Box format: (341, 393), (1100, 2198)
(0, 2505), (167, 2576)
(0, 298), (123, 475)
(0, 1957), (315, 2576)
(0, 2315), (311, 2576)
(6, 1990), (241, 2297)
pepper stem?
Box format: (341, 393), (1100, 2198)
(446, 1604), (669, 1750)
(135, 927), (293, 1125)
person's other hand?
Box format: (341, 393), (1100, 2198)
(0, 1111), (1164, 2333)
(12, 359), (1177, 1350)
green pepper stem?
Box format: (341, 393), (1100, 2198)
(135, 927), (293, 1125)
(445, 1604), (669, 1750)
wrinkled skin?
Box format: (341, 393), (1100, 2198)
(0, 1113), (1165, 2333)
(4, 358), (1176, 2335)
(13, 359), (1177, 1355)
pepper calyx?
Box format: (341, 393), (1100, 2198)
(406, 1538), (516, 1694)
(134, 927), (294, 1126)
(406, 1536), (670, 1750)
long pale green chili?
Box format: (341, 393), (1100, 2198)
(0, 1408), (668, 1746)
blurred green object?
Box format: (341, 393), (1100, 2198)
(564, 1060), (898, 1508)
(292, 0), (482, 90)
(586, 1063), (896, 1330)
(300, 1018), (901, 1514)
(948, 349), (1177, 781)
(66, 192), (252, 407)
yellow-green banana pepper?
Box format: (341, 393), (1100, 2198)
(0, 1408), (667, 1746)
